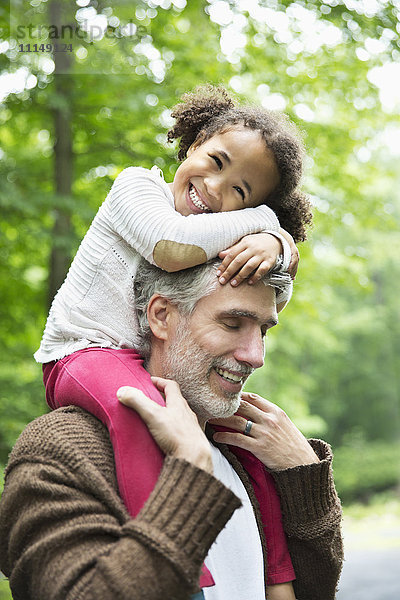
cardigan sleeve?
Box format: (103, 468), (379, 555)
(268, 439), (344, 600)
(107, 167), (284, 272)
(0, 409), (241, 600)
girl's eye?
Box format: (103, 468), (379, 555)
(211, 155), (222, 169)
(234, 186), (245, 200)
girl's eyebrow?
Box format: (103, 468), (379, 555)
(217, 149), (252, 196)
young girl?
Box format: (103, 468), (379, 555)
(35, 85), (312, 595)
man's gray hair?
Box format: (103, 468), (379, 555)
(133, 257), (292, 361)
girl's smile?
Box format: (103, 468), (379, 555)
(171, 126), (280, 216)
(187, 183), (212, 213)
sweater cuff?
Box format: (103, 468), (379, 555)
(267, 439), (340, 525)
(258, 204), (280, 230)
(122, 456), (241, 582)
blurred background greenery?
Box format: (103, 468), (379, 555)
(0, 0), (399, 596)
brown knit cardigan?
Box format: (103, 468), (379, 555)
(0, 407), (343, 599)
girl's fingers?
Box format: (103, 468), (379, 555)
(228, 256), (262, 286)
(288, 246), (299, 279)
(220, 245), (244, 267)
(218, 241), (246, 272)
(289, 258), (299, 279)
(219, 250), (252, 284)
(247, 260), (273, 285)
(218, 242), (241, 265)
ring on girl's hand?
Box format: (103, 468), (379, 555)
(243, 420), (253, 436)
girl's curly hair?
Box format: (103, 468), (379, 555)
(167, 85), (312, 243)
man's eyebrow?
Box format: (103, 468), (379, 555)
(218, 309), (278, 328)
(218, 150), (252, 197)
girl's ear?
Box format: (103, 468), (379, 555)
(187, 130), (206, 156)
(147, 294), (177, 341)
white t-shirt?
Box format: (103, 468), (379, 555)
(203, 444), (266, 600)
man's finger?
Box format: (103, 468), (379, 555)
(212, 431), (257, 451)
(150, 377), (186, 407)
(150, 375), (179, 392)
(209, 414), (249, 431)
(117, 386), (162, 422)
(240, 392), (277, 412)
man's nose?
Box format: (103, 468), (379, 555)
(233, 333), (265, 370)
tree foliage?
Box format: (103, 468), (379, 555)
(0, 1), (399, 483)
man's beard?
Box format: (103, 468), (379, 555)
(161, 319), (253, 422)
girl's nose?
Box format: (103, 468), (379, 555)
(204, 176), (223, 202)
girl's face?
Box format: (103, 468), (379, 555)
(172, 126), (280, 216)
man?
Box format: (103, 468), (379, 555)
(0, 259), (343, 600)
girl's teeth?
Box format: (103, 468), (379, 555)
(189, 186), (209, 211)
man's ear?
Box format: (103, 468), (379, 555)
(147, 294), (177, 341)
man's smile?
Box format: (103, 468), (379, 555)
(211, 362), (253, 395)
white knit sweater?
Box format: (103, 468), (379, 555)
(34, 166), (291, 363)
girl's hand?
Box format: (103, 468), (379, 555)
(117, 377), (213, 473)
(217, 233), (283, 286)
(209, 392), (319, 471)
(279, 227), (299, 280)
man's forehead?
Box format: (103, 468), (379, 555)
(198, 280), (278, 323)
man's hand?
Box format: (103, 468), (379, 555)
(209, 392), (319, 471)
(118, 377), (213, 473)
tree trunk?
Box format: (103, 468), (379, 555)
(47, 0), (74, 308)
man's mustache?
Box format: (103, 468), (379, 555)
(210, 357), (254, 378)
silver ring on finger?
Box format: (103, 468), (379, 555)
(243, 420), (253, 436)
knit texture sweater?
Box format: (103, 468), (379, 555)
(0, 407), (343, 600)
(34, 167), (291, 363)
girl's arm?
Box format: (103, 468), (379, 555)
(107, 167), (284, 272)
